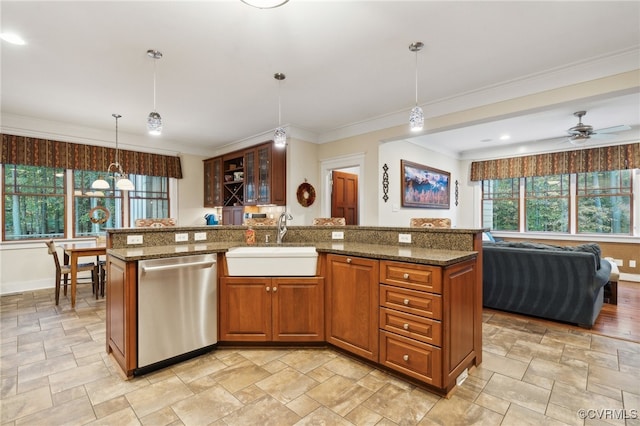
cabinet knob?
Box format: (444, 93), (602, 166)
(403, 299), (410, 306)
(403, 323), (409, 330)
(403, 273), (409, 279)
(266, 286), (271, 292)
(403, 354), (409, 362)
(347, 258), (352, 264)
(272, 287), (277, 292)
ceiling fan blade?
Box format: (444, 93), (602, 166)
(595, 124), (631, 134)
(591, 133), (615, 140)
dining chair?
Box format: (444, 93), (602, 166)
(45, 240), (99, 305)
(409, 218), (451, 228)
(312, 217), (346, 226)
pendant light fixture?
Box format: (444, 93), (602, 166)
(241, 0), (289, 9)
(91, 114), (135, 191)
(273, 72), (287, 148)
(409, 41), (424, 132)
(146, 49), (163, 136)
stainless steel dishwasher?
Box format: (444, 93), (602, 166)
(137, 254), (217, 370)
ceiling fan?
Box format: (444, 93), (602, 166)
(565, 110), (630, 145)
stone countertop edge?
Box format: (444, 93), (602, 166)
(106, 225), (486, 234)
(107, 242), (477, 266)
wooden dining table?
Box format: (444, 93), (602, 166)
(57, 241), (107, 308)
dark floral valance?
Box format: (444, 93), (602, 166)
(1, 134), (182, 179)
(470, 142), (640, 181)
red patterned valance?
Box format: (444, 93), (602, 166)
(1, 134), (182, 179)
(470, 142), (640, 181)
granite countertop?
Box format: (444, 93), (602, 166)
(108, 242), (477, 266)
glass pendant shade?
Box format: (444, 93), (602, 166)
(115, 177), (135, 191)
(274, 127), (287, 148)
(273, 72), (287, 148)
(241, 0), (289, 8)
(410, 106), (424, 132)
(91, 113), (135, 191)
(147, 49), (163, 136)
(92, 177), (110, 189)
(147, 111), (162, 135)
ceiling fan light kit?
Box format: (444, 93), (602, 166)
(147, 49), (163, 136)
(409, 41), (424, 132)
(564, 110), (629, 145)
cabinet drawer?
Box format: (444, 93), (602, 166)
(380, 261), (441, 294)
(379, 330), (442, 387)
(380, 285), (442, 320)
(379, 307), (441, 347)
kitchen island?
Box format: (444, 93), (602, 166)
(105, 225), (483, 397)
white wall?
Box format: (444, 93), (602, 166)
(285, 138), (321, 225)
(377, 140), (464, 227)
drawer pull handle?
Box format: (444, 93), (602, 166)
(403, 273), (409, 279)
(403, 299), (410, 306)
(403, 354), (409, 362)
(266, 286), (271, 292)
(403, 323), (409, 330)
(347, 258), (352, 264)
(272, 287), (277, 292)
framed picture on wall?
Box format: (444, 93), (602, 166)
(401, 160), (451, 209)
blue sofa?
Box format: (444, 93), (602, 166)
(482, 241), (611, 327)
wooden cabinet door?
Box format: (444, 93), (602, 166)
(222, 206), (244, 225)
(272, 277), (324, 342)
(270, 143), (286, 206)
(203, 157), (222, 207)
(325, 254), (379, 361)
(219, 277), (271, 341)
(106, 257), (137, 376)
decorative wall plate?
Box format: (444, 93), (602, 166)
(296, 181), (316, 207)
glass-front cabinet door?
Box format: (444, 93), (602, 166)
(257, 145), (271, 204)
(244, 149), (256, 204)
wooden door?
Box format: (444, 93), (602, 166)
(331, 170), (358, 225)
(272, 277), (324, 341)
(325, 254), (379, 361)
(219, 277), (271, 341)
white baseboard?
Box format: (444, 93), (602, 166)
(1, 279), (53, 296)
(620, 272), (640, 283)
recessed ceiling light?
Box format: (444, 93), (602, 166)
(499, 134), (511, 141)
(240, 0), (289, 9)
(0, 33), (26, 45)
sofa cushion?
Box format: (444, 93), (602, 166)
(489, 241), (602, 269)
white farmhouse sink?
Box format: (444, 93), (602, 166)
(225, 246), (318, 276)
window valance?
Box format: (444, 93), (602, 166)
(1, 134), (182, 179)
(470, 142), (639, 181)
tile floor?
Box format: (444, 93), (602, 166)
(1, 286), (639, 426)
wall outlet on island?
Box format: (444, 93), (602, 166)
(175, 233), (189, 242)
(332, 231), (344, 240)
(194, 232), (207, 241)
(398, 233), (412, 243)
(127, 235), (143, 245)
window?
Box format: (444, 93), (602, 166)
(73, 170), (123, 237)
(525, 174), (570, 233)
(482, 169), (634, 235)
(3, 164), (66, 240)
(129, 174), (169, 224)
(481, 178), (519, 231)
(577, 170), (632, 234)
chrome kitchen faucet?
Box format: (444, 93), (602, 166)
(277, 212), (293, 244)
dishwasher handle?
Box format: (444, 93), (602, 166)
(141, 260), (216, 273)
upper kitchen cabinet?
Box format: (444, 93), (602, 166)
(203, 157), (222, 208)
(203, 141), (286, 208)
(244, 142), (286, 206)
